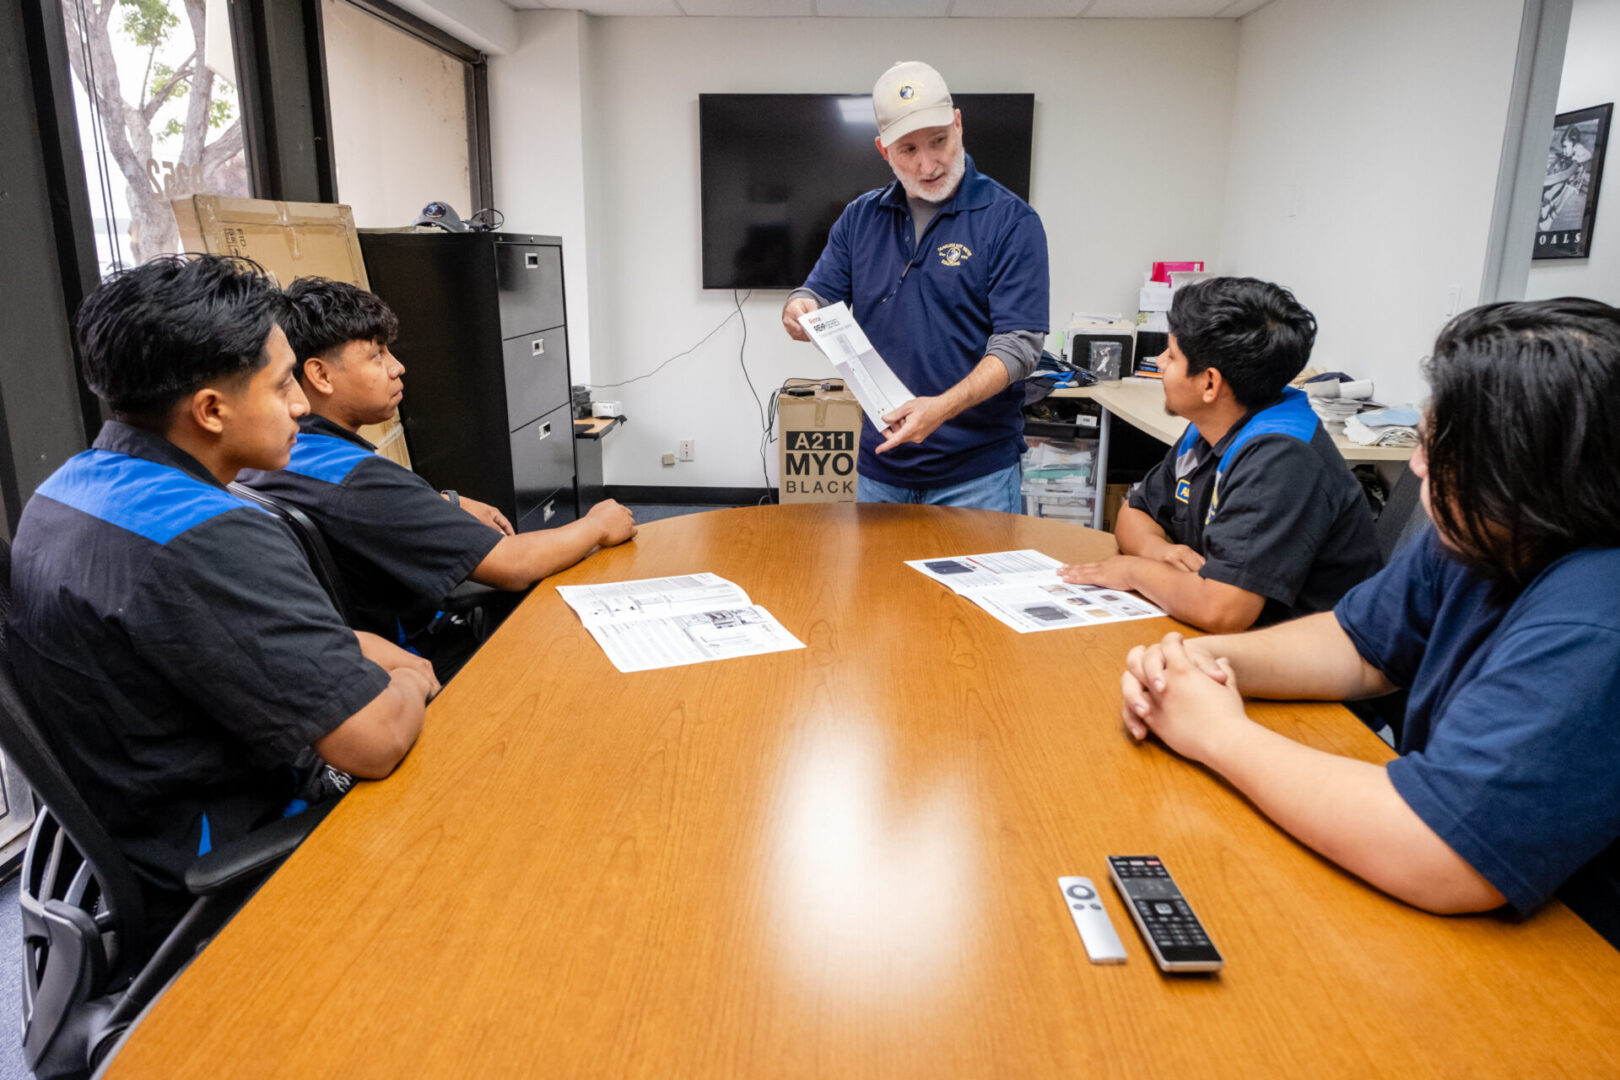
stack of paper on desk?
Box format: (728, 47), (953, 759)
(1303, 378), (1381, 422)
(1343, 405), (1420, 447)
(556, 574), (805, 673)
(908, 550), (1165, 634)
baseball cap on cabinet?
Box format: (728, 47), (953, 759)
(872, 61), (955, 148)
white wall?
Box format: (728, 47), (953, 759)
(488, 10), (596, 379)
(1525, 0), (1620, 303)
(493, 16), (1239, 489)
(1218, 0), (1526, 407)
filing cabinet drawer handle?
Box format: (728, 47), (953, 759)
(525, 252), (540, 269)
(531, 337), (545, 356)
(538, 422), (552, 441)
(542, 498), (556, 522)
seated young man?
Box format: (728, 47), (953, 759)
(1060, 277), (1379, 632)
(1117, 298), (1620, 946)
(8, 255), (437, 936)
(236, 277), (637, 677)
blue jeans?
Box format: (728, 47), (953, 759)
(857, 461), (1023, 513)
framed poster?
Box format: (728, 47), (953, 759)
(1534, 103), (1611, 259)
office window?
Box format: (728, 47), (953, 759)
(60, 0), (251, 273)
(321, 0), (476, 228)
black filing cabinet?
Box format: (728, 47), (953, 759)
(358, 232), (578, 533)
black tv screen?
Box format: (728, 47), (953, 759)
(699, 93), (1035, 290)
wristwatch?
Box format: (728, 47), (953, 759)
(440, 489), (460, 507)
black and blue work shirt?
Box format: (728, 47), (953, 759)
(8, 421), (389, 914)
(1128, 388), (1380, 624)
(236, 415), (502, 644)
(802, 155), (1049, 489)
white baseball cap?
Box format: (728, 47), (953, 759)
(872, 61), (955, 148)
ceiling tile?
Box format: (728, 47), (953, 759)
(814, 0), (952, 16)
(529, 0), (684, 14)
(680, 0), (815, 12)
(1215, 0), (1275, 16)
(1082, 0), (1232, 16)
(502, 0), (1259, 14)
(951, 0), (1087, 15)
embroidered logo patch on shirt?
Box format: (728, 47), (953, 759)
(1175, 478), (1191, 504)
(937, 242), (972, 267)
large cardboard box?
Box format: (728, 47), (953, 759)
(777, 382), (861, 503)
(1102, 482), (1131, 531)
(171, 195), (410, 468)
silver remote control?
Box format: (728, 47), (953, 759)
(1058, 876), (1127, 964)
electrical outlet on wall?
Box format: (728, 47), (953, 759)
(678, 439), (695, 462)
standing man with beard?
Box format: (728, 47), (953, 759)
(782, 61), (1049, 512)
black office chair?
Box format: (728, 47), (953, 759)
(1343, 465), (1426, 743)
(0, 539), (334, 1079)
(1375, 464), (1428, 566)
(228, 481), (507, 646)
(228, 482), (358, 623)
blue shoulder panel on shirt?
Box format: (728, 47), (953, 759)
(282, 432), (372, 485)
(35, 449), (264, 544)
(1217, 388), (1318, 476)
(1173, 389), (1317, 466)
(1202, 388), (1321, 525)
(1176, 425), (1200, 457)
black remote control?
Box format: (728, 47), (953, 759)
(1106, 856), (1223, 973)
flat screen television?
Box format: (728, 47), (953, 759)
(699, 93), (1035, 290)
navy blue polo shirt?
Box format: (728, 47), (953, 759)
(1336, 529), (1620, 947)
(802, 155), (1049, 488)
(1128, 388), (1380, 623)
(236, 415), (502, 645)
(8, 422), (388, 920)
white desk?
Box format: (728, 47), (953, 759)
(1050, 378), (1414, 527)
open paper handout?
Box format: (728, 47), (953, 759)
(908, 549), (1166, 634)
(556, 573), (805, 673)
(796, 301), (915, 432)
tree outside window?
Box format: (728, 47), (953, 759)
(62, 0), (250, 270)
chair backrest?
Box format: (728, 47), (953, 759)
(0, 538), (154, 1075)
(227, 482), (356, 624)
(1376, 464), (1428, 565)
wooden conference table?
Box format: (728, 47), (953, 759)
(105, 505), (1620, 1079)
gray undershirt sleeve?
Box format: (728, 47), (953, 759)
(986, 329), (1044, 383)
(787, 286), (829, 307)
